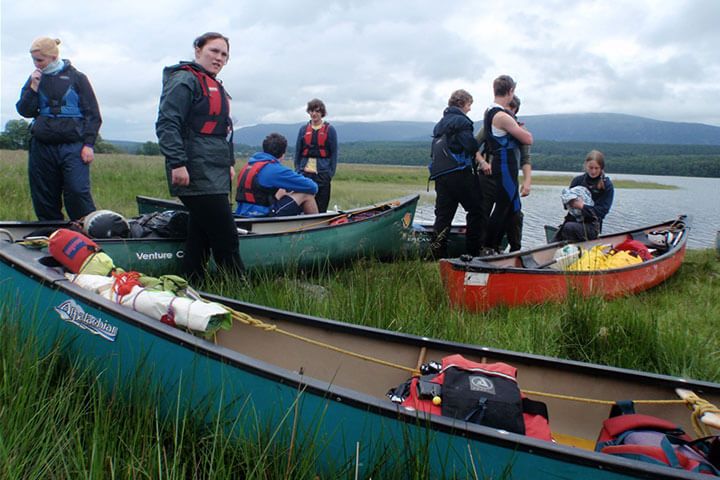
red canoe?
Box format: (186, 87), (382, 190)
(439, 216), (689, 312)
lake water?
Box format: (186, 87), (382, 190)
(415, 172), (720, 249)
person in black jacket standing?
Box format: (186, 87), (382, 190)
(428, 89), (483, 258)
(16, 37), (101, 221)
(156, 32), (243, 281)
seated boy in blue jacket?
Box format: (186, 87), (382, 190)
(235, 133), (319, 217)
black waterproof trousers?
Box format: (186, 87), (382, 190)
(431, 168), (484, 258)
(178, 194), (244, 281)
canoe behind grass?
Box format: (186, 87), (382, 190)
(138, 194), (470, 258)
(1, 237), (719, 479)
(0, 194), (419, 275)
(439, 216), (688, 312)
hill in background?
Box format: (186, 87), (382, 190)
(231, 113), (720, 146)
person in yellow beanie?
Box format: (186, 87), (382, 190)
(16, 36), (102, 221)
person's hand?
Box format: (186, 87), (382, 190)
(475, 152), (492, 175)
(230, 165), (235, 181)
(30, 69), (42, 92)
(520, 180), (531, 197)
(171, 166), (190, 186)
(80, 145), (94, 164)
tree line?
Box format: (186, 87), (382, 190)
(0, 119), (157, 155)
(2, 120), (718, 177)
(336, 140), (720, 178)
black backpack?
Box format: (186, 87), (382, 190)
(428, 134), (463, 180)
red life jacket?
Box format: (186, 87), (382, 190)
(180, 65), (230, 136)
(235, 160), (277, 206)
(48, 228), (99, 273)
(596, 401), (720, 475)
(301, 122), (330, 158)
(398, 354), (553, 441)
(614, 236), (653, 261)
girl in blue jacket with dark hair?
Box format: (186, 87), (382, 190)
(554, 150), (615, 242)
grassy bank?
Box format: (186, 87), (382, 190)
(1, 149), (717, 478)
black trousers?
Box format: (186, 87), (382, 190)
(301, 172), (331, 213)
(178, 194), (244, 281)
(486, 171), (524, 252)
(554, 220), (600, 243)
(431, 168), (484, 258)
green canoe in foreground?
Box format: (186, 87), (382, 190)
(0, 194), (420, 275)
(2, 238), (720, 478)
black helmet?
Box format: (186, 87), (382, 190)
(83, 210), (130, 239)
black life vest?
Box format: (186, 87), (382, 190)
(388, 354), (553, 441)
(484, 106), (520, 175)
(428, 133), (469, 180)
(180, 65), (230, 136)
(301, 122), (330, 157)
(235, 160), (277, 206)
(38, 67), (82, 118)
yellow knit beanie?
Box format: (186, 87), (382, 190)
(30, 37), (61, 57)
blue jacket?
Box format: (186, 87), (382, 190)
(16, 59), (102, 146)
(235, 152), (318, 217)
(568, 173), (614, 224)
(429, 106), (478, 177)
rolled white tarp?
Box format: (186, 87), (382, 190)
(66, 273), (231, 333)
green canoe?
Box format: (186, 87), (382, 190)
(0, 194), (419, 275)
(3, 238), (720, 478)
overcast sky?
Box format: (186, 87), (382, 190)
(2, 0), (719, 142)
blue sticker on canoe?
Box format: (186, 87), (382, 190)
(55, 299), (118, 342)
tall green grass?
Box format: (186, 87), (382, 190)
(1, 149), (717, 478)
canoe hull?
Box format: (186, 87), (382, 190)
(1, 239), (714, 479)
(440, 218), (689, 312)
(1, 195), (419, 275)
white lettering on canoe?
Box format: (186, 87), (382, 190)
(464, 272), (489, 286)
(135, 251), (175, 261)
(54, 299), (118, 342)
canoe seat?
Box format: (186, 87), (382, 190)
(520, 254), (540, 269)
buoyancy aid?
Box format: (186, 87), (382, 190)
(484, 106), (521, 211)
(38, 67), (82, 118)
(180, 65), (230, 136)
(301, 122), (330, 158)
(596, 401), (720, 475)
(428, 133), (471, 180)
(235, 160), (277, 206)
(389, 354), (553, 441)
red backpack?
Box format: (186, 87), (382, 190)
(596, 401), (720, 475)
(388, 354), (552, 441)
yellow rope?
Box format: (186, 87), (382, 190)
(230, 311), (420, 376)
(522, 389), (686, 406)
(229, 307), (720, 426)
(682, 391), (720, 437)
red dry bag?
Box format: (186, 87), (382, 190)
(48, 228), (99, 273)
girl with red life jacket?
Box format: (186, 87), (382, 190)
(156, 32), (244, 281)
(293, 98), (338, 213)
